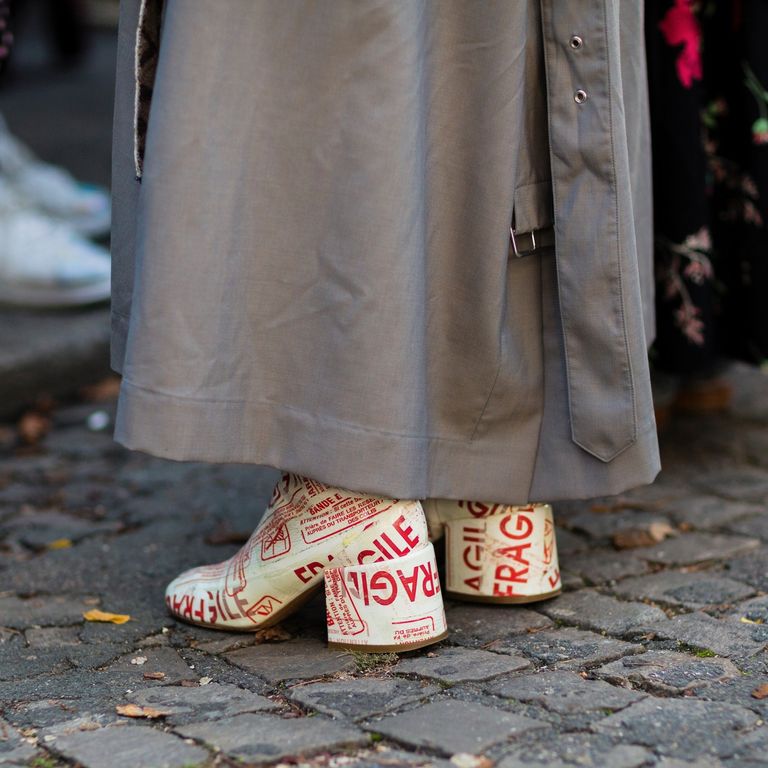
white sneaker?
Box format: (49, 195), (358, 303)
(0, 184), (111, 308)
(0, 115), (111, 238)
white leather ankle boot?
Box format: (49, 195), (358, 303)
(165, 474), (448, 652)
(424, 499), (561, 603)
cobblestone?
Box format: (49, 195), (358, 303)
(559, 550), (650, 585)
(47, 723), (211, 768)
(536, 589), (668, 636)
(563, 509), (673, 540)
(224, 638), (357, 683)
(395, 647), (531, 682)
(727, 594), (768, 623)
(0, 717), (36, 766)
(645, 611), (768, 659)
(127, 682), (277, 724)
(594, 650), (741, 695)
(489, 670), (645, 714)
(0, 594), (98, 629)
(610, 571), (755, 609)
(632, 533), (760, 566)
(176, 713), (367, 763)
(445, 604), (553, 647)
(490, 627), (644, 670)
(498, 733), (653, 768)
(288, 678), (439, 720)
(593, 698), (760, 760)
(696, 466), (768, 504)
(662, 496), (765, 531)
(724, 547), (768, 591)
(369, 700), (548, 755)
(725, 512), (768, 542)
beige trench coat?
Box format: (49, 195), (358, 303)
(110, 0), (660, 504)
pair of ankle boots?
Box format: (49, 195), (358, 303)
(165, 474), (561, 652)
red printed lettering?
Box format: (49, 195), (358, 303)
(500, 512), (534, 540)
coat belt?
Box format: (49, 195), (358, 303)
(538, 0), (640, 463)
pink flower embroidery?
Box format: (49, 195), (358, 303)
(658, 0), (703, 89)
(674, 304), (705, 346)
(751, 118), (768, 145)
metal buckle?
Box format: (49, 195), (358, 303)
(510, 227), (536, 258)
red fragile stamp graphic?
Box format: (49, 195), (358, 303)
(300, 498), (390, 544)
(542, 517), (555, 565)
(261, 521), (292, 560)
(245, 594), (283, 620)
(458, 500), (504, 518)
(325, 568), (366, 636)
(392, 615), (437, 643)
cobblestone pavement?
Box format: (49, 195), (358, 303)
(1, 363), (767, 768)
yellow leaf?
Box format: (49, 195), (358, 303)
(751, 683), (768, 700)
(47, 538), (73, 550)
(115, 704), (169, 719)
(740, 616), (764, 625)
(83, 609), (131, 624)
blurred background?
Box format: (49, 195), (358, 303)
(0, 0), (119, 427)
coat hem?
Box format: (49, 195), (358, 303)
(113, 376), (660, 505)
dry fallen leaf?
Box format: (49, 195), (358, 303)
(116, 704), (170, 719)
(612, 522), (675, 550)
(80, 376), (122, 402)
(612, 529), (656, 549)
(143, 671), (166, 680)
(648, 521), (676, 542)
(741, 616), (765, 625)
(82, 609), (131, 624)
(751, 683), (768, 699)
(450, 754), (494, 768)
(17, 411), (51, 445)
(199, 676), (212, 686)
(254, 626), (292, 643)
(47, 538), (73, 550)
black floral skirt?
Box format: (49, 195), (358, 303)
(646, 0), (768, 374)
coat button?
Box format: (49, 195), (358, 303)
(569, 35), (583, 49)
(574, 89), (588, 104)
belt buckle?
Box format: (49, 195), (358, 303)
(510, 226), (536, 258)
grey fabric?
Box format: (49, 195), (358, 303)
(110, 0), (660, 504)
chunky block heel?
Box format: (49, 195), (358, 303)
(165, 473), (451, 649)
(325, 542), (448, 652)
(444, 503), (561, 603)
